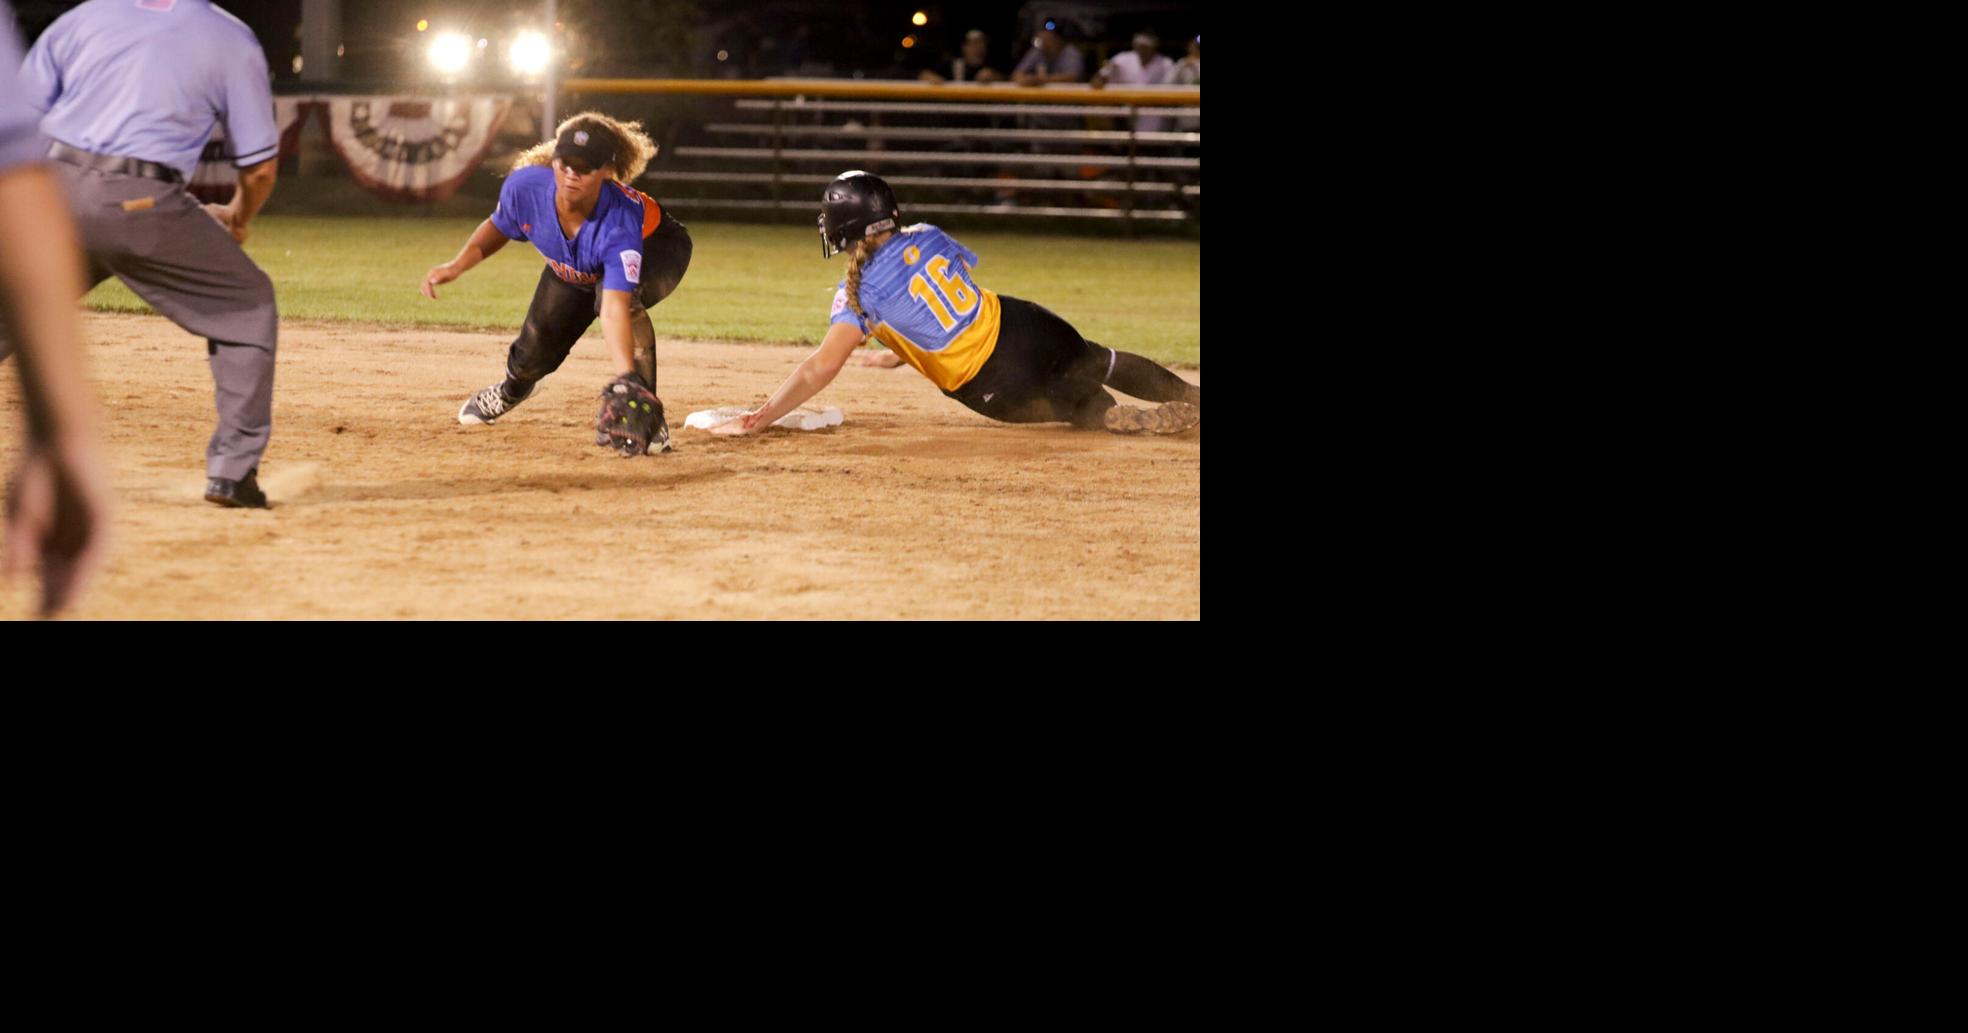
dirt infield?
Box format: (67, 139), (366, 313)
(2, 313), (1200, 619)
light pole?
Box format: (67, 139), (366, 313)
(301, 0), (341, 81)
(542, 0), (557, 141)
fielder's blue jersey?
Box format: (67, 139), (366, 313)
(17, 0), (278, 180)
(490, 164), (661, 293)
(830, 224), (1001, 392)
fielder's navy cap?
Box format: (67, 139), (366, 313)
(554, 125), (617, 172)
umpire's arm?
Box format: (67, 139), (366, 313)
(207, 158), (277, 246)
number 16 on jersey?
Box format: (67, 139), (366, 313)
(907, 256), (978, 331)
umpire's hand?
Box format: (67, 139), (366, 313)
(202, 203), (249, 244)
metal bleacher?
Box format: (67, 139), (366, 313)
(564, 78), (1200, 230)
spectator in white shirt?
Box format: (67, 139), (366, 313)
(1092, 31), (1176, 132)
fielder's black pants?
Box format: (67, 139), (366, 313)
(503, 211), (692, 388)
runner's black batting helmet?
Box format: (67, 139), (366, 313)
(820, 170), (901, 258)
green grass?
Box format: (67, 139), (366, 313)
(85, 217), (1202, 366)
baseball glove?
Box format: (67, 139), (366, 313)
(594, 372), (671, 456)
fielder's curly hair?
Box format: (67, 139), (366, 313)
(513, 111), (659, 184)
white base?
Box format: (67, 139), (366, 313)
(684, 406), (844, 432)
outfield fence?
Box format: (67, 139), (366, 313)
(563, 78), (1201, 232)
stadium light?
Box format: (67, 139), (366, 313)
(510, 30), (551, 75)
(912, 11), (927, 26)
(428, 31), (472, 74)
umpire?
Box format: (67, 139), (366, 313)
(6, 0), (281, 508)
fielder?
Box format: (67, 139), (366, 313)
(713, 171), (1199, 437)
(3, 0), (281, 509)
(422, 113), (691, 457)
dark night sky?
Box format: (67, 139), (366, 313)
(13, 1), (1202, 86)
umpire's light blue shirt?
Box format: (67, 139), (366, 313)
(17, 0), (278, 179)
(0, 0), (47, 171)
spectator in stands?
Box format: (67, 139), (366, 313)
(998, 20), (1087, 206)
(1172, 35), (1201, 135)
(915, 29), (1007, 183)
(1173, 34), (1201, 87)
(1092, 30), (1175, 133)
(1012, 20), (1085, 85)
(1092, 31), (1174, 89)
(920, 29), (1004, 84)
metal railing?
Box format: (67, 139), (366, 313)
(562, 78), (1200, 230)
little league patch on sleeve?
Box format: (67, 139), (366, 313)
(831, 288), (848, 315)
(620, 250), (642, 284)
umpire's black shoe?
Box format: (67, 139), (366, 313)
(205, 468), (268, 509)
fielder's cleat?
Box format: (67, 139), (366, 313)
(1103, 401), (1201, 436)
(204, 468), (269, 509)
(458, 382), (525, 425)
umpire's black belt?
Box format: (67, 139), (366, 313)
(48, 141), (184, 184)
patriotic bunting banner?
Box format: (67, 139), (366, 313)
(188, 95), (519, 205)
(318, 95), (515, 203)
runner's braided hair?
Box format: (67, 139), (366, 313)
(842, 237), (880, 321)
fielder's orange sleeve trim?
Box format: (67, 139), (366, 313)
(615, 181), (662, 238)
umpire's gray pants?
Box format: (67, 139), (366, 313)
(0, 162), (278, 480)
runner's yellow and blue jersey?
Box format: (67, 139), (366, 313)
(830, 224), (1000, 392)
